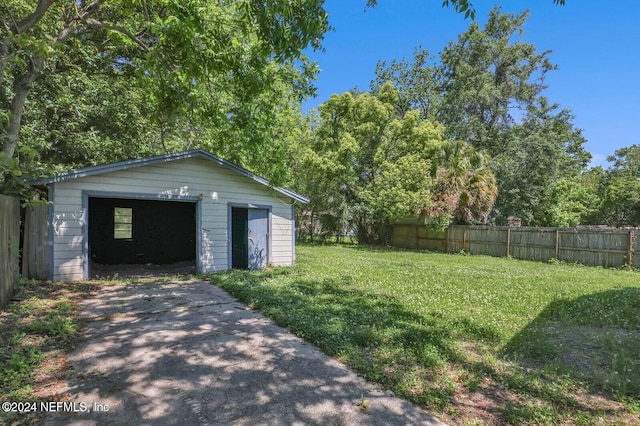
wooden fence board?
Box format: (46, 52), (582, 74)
(0, 195), (20, 308)
(22, 204), (49, 280)
(391, 223), (639, 269)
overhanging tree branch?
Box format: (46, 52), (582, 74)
(3, 55), (45, 158)
(84, 18), (150, 52)
(4, 0), (56, 35)
(55, 0), (107, 42)
(2, 0), (108, 159)
(0, 0), (57, 95)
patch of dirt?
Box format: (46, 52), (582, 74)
(439, 336), (640, 425)
(30, 354), (72, 399)
(541, 322), (640, 378)
(0, 281), (100, 424)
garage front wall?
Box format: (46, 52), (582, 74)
(49, 157), (296, 281)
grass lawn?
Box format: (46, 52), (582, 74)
(211, 243), (640, 425)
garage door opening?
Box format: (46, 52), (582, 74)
(88, 197), (196, 276)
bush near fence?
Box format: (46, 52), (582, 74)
(391, 224), (639, 268)
(0, 195), (20, 308)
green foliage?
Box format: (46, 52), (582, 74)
(372, 7), (593, 226)
(438, 8), (555, 150)
(294, 83), (496, 242)
(24, 315), (78, 338)
(1, 0), (330, 191)
(367, 1), (566, 21)
(440, 9), (592, 226)
(425, 139), (497, 226)
(490, 100), (592, 225)
(372, 48), (441, 120)
(360, 154), (433, 222)
(542, 176), (600, 227)
(0, 346), (44, 393)
(0, 280), (93, 418)
(595, 145), (640, 226)
(441, 0), (476, 20)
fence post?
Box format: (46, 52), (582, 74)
(555, 229), (560, 260)
(463, 228), (467, 253)
(506, 227), (511, 257)
(629, 230), (634, 268)
(0, 195), (20, 308)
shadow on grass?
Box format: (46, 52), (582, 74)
(504, 287), (640, 398)
(211, 269), (640, 424)
(211, 268), (501, 411)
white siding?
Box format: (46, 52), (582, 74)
(50, 157), (297, 281)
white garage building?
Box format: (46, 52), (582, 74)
(32, 149), (307, 281)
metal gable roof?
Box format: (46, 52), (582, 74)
(30, 149), (309, 203)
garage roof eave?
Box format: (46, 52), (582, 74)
(28, 149), (309, 204)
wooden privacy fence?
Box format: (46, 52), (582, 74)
(391, 224), (640, 268)
(22, 203), (49, 280)
(0, 194), (20, 308)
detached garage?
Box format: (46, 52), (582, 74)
(30, 149), (308, 281)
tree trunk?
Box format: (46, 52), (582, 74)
(1, 0), (105, 160)
(2, 55), (45, 159)
(0, 40), (10, 95)
(1, 0), (57, 159)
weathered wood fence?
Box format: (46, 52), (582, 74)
(22, 204), (49, 280)
(392, 224), (640, 268)
(0, 195), (20, 307)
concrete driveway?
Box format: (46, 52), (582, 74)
(46, 280), (444, 425)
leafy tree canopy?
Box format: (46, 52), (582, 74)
(293, 83), (497, 243)
(372, 7), (591, 226)
(1, 0), (330, 195)
(366, 0), (566, 20)
(592, 145), (640, 227)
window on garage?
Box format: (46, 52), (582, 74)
(114, 207), (133, 239)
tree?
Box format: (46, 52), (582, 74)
(489, 98), (591, 225)
(365, 0), (566, 20)
(1, 0), (329, 192)
(425, 140), (497, 227)
(541, 175), (600, 227)
(371, 48), (440, 121)
(595, 145), (640, 226)
(293, 83), (497, 243)
(437, 7), (556, 153)
(373, 7), (590, 226)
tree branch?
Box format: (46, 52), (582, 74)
(55, 0), (106, 42)
(2, 0), (107, 159)
(84, 18), (150, 52)
(0, 0), (57, 91)
(7, 0), (57, 35)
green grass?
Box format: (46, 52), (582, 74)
(210, 244), (640, 425)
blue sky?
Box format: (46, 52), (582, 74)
(302, 0), (640, 168)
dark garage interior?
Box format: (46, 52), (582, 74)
(88, 197), (196, 271)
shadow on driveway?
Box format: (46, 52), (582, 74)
(46, 281), (443, 425)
